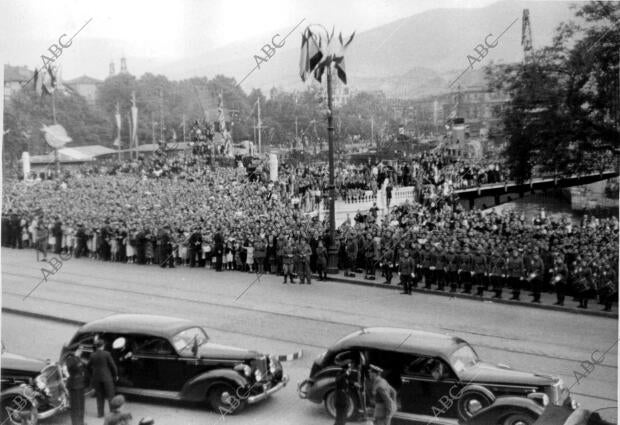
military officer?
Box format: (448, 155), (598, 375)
(399, 249), (415, 295)
(282, 240), (295, 284)
(527, 252), (545, 303)
(506, 249), (525, 301)
(459, 246), (474, 294)
(299, 239), (313, 284)
(446, 247), (459, 293)
(472, 246), (488, 297)
(551, 256), (568, 306)
(489, 252), (506, 299)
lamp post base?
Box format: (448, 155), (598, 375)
(327, 245), (339, 274)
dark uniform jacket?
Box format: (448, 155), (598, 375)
(65, 354), (87, 389)
(87, 350), (118, 384)
(399, 256), (415, 275)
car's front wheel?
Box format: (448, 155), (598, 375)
(207, 382), (246, 415)
(502, 412), (537, 425)
(457, 388), (495, 421)
(324, 389), (356, 420)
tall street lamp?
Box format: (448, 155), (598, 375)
(299, 24), (355, 273)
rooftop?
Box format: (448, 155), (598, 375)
(331, 327), (466, 358)
(77, 314), (198, 339)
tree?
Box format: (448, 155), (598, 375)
(486, 1), (619, 180)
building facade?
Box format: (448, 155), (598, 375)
(65, 75), (102, 105)
(4, 65), (33, 102)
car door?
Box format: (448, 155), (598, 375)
(399, 356), (459, 418)
(129, 335), (185, 391)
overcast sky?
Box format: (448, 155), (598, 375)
(1, 0), (507, 77)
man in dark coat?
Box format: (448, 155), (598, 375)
(53, 217), (63, 254)
(333, 362), (354, 425)
(399, 249), (415, 295)
(65, 345), (87, 425)
(368, 365), (397, 425)
(159, 225), (175, 268)
(188, 226), (202, 267)
(214, 228), (225, 271)
(87, 340), (118, 418)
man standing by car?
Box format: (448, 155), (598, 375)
(368, 365), (397, 425)
(88, 340), (118, 418)
(65, 344), (87, 425)
(333, 362), (354, 425)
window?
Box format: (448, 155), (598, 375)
(171, 327), (209, 355)
(134, 337), (175, 356)
(404, 357), (453, 380)
(449, 345), (479, 373)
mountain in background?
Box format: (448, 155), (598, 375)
(14, 0), (574, 100)
(150, 0), (574, 98)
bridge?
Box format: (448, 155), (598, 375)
(318, 170), (618, 226)
(454, 170), (619, 209)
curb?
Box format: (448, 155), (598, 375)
(312, 274), (618, 319)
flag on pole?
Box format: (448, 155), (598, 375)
(300, 27), (354, 85)
(34, 69), (43, 96)
(42, 65), (57, 95)
(113, 102), (122, 147)
(217, 92), (226, 133)
(131, 99), (138, 149)
(299, 28), (324, 82)
(522, 9), (533, 54)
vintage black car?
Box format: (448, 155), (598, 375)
(60, 314), (288, 413)
(298, 327), (570, 425)
(1, 341), (47, 392)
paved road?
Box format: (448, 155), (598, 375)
(1, 248), (617, 425)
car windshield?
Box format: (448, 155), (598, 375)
(171, 327), (209, 355)
(449, 345), (479, 373)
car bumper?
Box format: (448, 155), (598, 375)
(247, 374), (288, 405)
(297, 379), (312, 399)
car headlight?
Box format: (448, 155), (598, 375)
(254, 369), (263, 382)
(35, 375), (46, 390)
(268, 356), (277, 374)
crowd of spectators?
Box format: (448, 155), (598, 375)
(3, 147), (617, 311)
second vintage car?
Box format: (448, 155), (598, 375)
(60, 314), (288, 414)
(298, 327), (571, 425)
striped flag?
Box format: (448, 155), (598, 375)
(301, 27), (355, 85)
(113, 102), (121, 147)
(299, 28), (323, 82)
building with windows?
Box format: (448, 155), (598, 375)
(390, 85), (510, 138)
(4, 65), (33, 102)
(65, 75), (102, 105)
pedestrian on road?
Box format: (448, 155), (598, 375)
(88, 339), (118, 418)
(368, 365), (397, 425)
(65, 344), (87, 425)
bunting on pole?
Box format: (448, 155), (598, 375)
(521, 9), (533, 55)
(131, 94), (138, 150)
(113, 102), (122, 147)
(217, 92), (226, 133)
(34, 69), (43, 96)
(299, 26), (354, 85)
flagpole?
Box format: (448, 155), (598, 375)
(326, 61), (338, 274)
(257, 97), (262, 155)
(52, 91), (60, 176)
